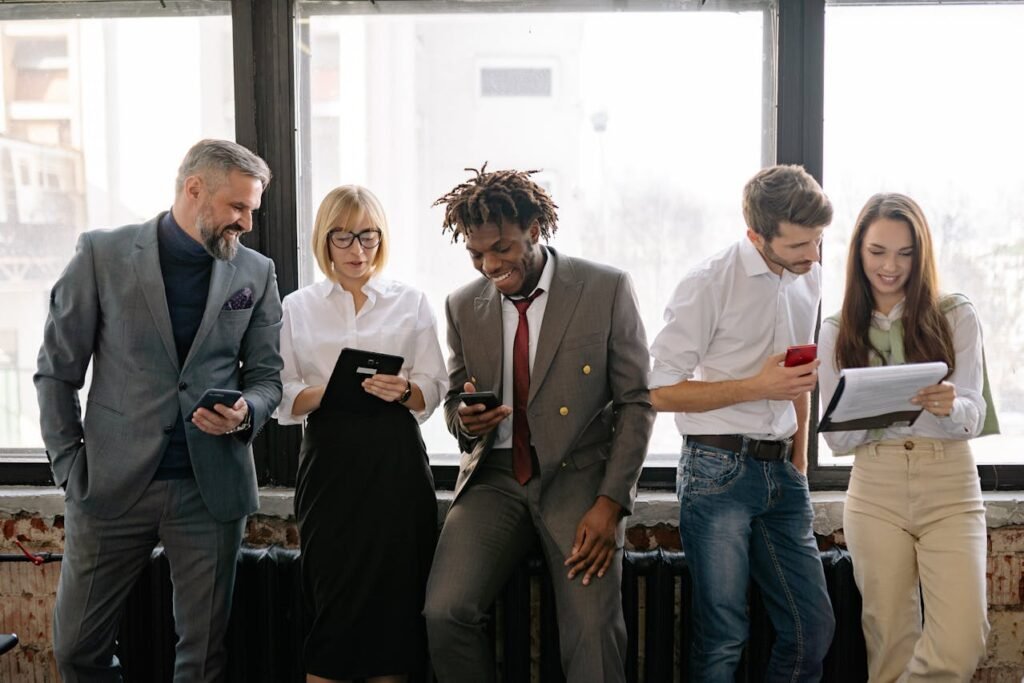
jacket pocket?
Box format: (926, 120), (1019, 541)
(218, 308), (254, 327)
(570, 442), (609, 470)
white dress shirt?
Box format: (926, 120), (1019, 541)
(276, 276), (448, 426)
(492, 247), (556, 449)
(818, 299), (986, 455)
(649, 238), (821, 440)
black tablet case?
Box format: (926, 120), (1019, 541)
(321, 347), (405, 414)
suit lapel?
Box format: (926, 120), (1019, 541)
(530, 249), (582, 404)
(183, 257), (236, 370)
(472, 280), (504, 391)
(132, 219), (179, 372)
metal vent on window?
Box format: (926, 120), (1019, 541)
(480, 67), (552, 97)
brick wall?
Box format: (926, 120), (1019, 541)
(984, 528), (1024, 681)
(2, 511), (1023, 682)
(0, 512), (62, 682)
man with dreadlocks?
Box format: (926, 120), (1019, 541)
(423, 165), (654, 683)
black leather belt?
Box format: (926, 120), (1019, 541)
(687, 434), (793, 462)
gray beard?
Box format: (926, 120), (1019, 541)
(198, 219), (237, 261)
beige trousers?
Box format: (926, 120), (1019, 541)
(844, 438), (989, 683)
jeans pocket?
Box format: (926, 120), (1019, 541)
(679, 445), (743, 497)
(784, 459), (808, 486)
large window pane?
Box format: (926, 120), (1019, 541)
(0, 13), (235, 448)
(822, 3), (1024, 465)
(297, 7), (770, 462)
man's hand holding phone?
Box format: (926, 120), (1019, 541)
(457, 382), (511, 436)
(190, 389), (248, 436)
(750, 346), (821, 402)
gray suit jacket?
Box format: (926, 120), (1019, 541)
(34, 214), (283, 521)
(444, 248), (654, 553)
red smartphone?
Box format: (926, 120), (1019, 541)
(784, 343), (817, 367)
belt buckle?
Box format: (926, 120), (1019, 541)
(748, 438), (789, 462)
(748, 439), (772, 461)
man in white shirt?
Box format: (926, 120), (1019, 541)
(649, 164), (835, 681)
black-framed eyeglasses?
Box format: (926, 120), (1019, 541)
(328, 228), (382, 249)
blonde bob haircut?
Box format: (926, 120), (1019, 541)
(311, 185), (390, 280)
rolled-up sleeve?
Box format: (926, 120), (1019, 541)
(407, 293), (448, 424)
(648, 274), (715, 389)
(275, 297), (308, 426)
(817, 320), (868, 456)
(941, 302), (986, 438)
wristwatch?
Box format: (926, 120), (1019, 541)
(224, 403), (252, 435)
(398, 380), (413, 404)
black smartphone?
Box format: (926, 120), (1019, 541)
(459, 390), (501, 411)
(190, 388), (243, 417)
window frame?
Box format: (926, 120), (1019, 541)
(808, 0), (1024, 492)
(1, 0), (1021, 492)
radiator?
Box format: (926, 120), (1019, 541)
(117, 545), (306, 683)
(115, 545), (867, 682)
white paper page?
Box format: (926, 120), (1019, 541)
(829, 361), (949, 422)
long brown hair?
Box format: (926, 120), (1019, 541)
(834, 193), (955, 371)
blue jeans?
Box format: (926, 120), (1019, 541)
(677, 438), (835, 682)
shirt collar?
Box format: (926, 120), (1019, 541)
(738, 236), (806, 285)
(738, 237), (773, 278)
(315, 273), (387, 300)
(872, 298), (906, 324)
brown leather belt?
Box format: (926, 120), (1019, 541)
(687, 434), (793, 462)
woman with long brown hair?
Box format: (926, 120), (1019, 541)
(818, 193), (994, 681)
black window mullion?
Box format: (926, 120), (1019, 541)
(232, 0), (302, 486)
(776, 0), (840, 489)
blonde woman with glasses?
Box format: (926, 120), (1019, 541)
(276, 186), (447, 683)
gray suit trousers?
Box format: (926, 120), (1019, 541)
(54, 478), (245, 683)
(424, 452), (627, 683)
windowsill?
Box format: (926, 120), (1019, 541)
(3, 487), (1023, 535)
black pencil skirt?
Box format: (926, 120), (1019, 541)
(295, 401), (437, 679)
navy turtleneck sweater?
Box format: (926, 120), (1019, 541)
(155, 210), (213, 479)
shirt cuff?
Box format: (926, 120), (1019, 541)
(276, 382), (309, 425)
(648, 368), (687, 390)
(940, 400), (972, 436)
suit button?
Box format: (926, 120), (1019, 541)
(904, 440), (915, 451)
(559, 406), (569, 416)
(163, 425), (174, 434)
(178, 382), (188, 391)
(582, 364), (591, 375)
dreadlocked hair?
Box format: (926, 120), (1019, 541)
(433, 163), (559, 242)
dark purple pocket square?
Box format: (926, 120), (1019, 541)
(223, 287), (254, 311)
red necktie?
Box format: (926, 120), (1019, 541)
(511, 289), (544, 485)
